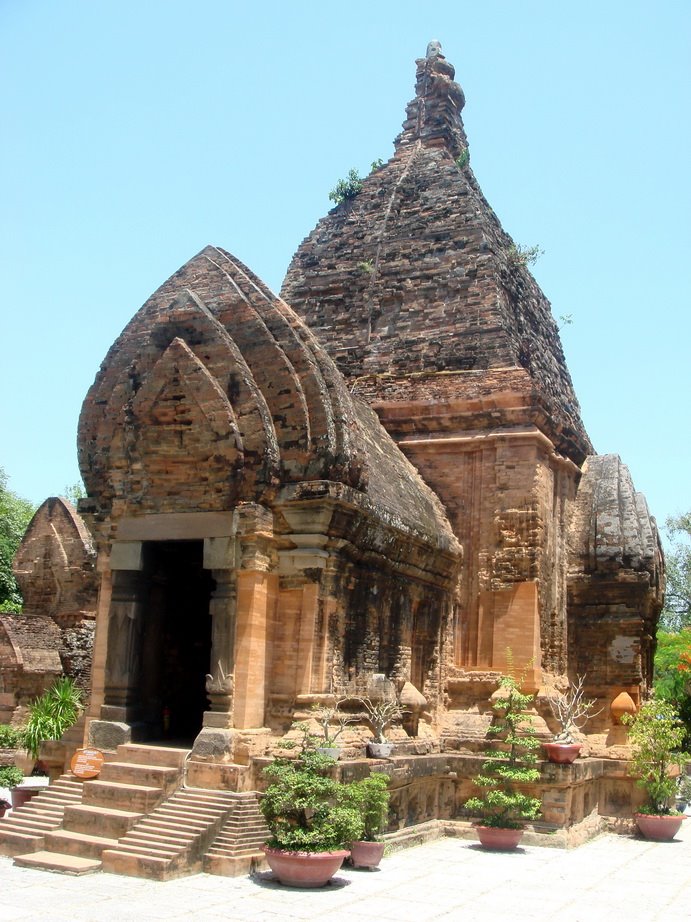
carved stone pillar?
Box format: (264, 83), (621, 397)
(203, 566), (236, 728)
(102, 567), (148, 721)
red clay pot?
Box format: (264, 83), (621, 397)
(475, 826), (524, 850)
(634, 813), (686, 842)
(262, 846), (349, 887)
(350, 840), (386, 869)
(543, 742), (582, 764)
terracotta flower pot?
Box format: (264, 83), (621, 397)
(262, 846), (349, 887)
(634, 813), (686, 842)
(475, 825), (524, 850)
(350, 840), (385, 869)
(543, 742), (582, 764)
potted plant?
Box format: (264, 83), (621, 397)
(544, 675), (603, 763)
(23, 676), (83, 761)
(260, 747), (364, 887)
(302, 701), (357, 759)
(355, 697), (405, 758)
(347, 771), (391, 869)
(464, 673), (542, 849)
(0, 723), (32, 775)
(0, 764), (25, 812)
(622, 698), (690, 841)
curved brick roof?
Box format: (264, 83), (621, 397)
(77, 246), (458, 547)
(282, 45), (592, 463)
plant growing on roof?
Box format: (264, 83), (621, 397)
(328, 168), (363, 205)
(507, 243), (544, 269)
(464, 672), (542, 833)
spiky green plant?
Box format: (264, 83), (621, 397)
(24, 677), (83, 759)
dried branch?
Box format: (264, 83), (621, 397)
(545, 675), (603, 743)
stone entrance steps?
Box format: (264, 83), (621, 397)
(5, 743), (269, 879)
(102, 788), (251, 880)
(0, 775), (84, 856)
(203, 792), (269, 877)
(12, 743), (189, 875)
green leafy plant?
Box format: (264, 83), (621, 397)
(455, 149), (469, 169)
(0, 466), (36, 611)
(464, 673), (542, 829)
(0, 725), (25, 749)
(654, 630), (691, 750)
(24, 677), (83, 759)
(370, 158), (385, 172)
(347, 772), (390, 841)
(328, 168), (363, 206)
(507, 243), (544, 269)
(357, 259), (374, 276)
(0, 764), (24, 789)
(622, 699), (690, 815)
(260, 748), (364, 851)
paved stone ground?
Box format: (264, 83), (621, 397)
(1, 830), (690, 921)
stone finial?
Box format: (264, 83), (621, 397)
(395, 46), (468, 158)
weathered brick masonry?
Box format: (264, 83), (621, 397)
(2, 44), (663, 844)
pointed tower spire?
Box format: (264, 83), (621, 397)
(395, 41), (468, 158)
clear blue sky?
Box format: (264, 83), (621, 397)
(1, 1), (689, 546)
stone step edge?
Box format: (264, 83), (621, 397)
(13, 850), (102, 875)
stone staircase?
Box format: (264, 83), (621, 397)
(1, 743), (269, 879)
(0, 774), (84, 856)
(11, 743), (189, 875)
(102, 788), (265, 880)
(203, 791), (269, 877)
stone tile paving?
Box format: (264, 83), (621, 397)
(1, 830), (690, 921)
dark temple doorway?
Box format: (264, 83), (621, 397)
(139, 540), (214, 743)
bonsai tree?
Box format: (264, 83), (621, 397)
(307, 701), (357, 749)
(24, 677), (83, 759)
(545, 675), (603, 743)
(356, 697), (405, 744)
(347, 772), (391, 841)
(622, 698), (690, 815)
(464, 673), (542, 830)
(260, 748), (364, 852)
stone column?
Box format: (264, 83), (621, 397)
(231, 504), (276, 730)
(203, 554), (236, 728)
(102, 566), (148, 721)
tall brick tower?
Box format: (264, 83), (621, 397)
(282, 43), (660, 696)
